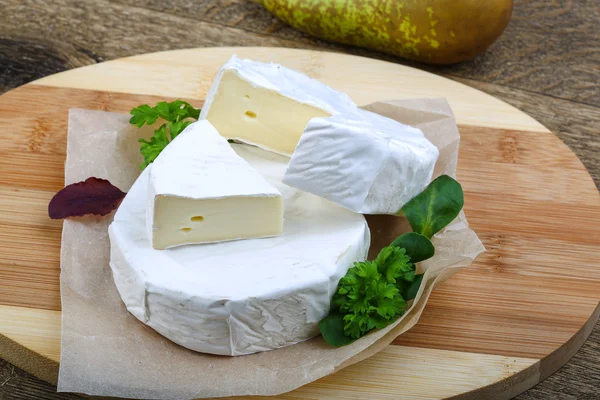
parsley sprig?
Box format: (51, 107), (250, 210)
(320, 175), (464, 346)
(334, 247), (413, 339)
(129, 100), (201, 169)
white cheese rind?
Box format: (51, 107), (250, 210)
(110, 145), (370, 356)
(200, 55), (355, 119)
(283, 109), (440, 214)
(146, 121), (283, 249)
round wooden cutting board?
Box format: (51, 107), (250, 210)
(0, 47), (599, 400)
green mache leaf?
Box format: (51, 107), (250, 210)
(319, 312), (356, 346)
(401, 175), (464, 238)
(129, 104), (159, 127)
(394, 279), (411, 297)
(391, 232), (435, 263)
(403, 274), (424, 301)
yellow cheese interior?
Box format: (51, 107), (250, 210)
(152, 195), (283, 249)
(204, 70), (331, 155)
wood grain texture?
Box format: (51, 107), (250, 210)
(0, 48), (599, 400)
(1, 0), (599, 398)
(2, 325), (599, 400)
(2, 0), (599, 107)
(2, 1), (598, 184)
(32, 48), (548, 132)
(0, 306), (60, 382)
(452, 78), (600, 188)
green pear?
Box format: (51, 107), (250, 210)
(259, 0), (513, 64)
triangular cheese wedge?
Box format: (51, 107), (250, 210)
(199, 55), (355, 156)
(146, 120), (283, 249)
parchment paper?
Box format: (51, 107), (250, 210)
(57, 99), (485, 399)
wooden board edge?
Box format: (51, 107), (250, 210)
(2, 302), (598, 400)
(539, 301), (600, 381)
(245, 346), (539, 400)
(1, 303), (596, 399)
(0, 305), (61, 360)
(449, 301), (600, 400)
(3, 304), (596, 400)
(447, 361), (541, 400)
(0, 332), (59, 385)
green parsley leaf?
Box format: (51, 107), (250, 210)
(138, 125), (169, 169)
(129, 104), (160, 127)
(401, 175), (464, 238)
(321, 245), (414, 344)
(167, 120), (194, 141)
(377, 296), (408, 319)
(374, 246), (413, 284)
(130, 100), (201, 169)
(153, 100), (198, 122)
(183, 103), (201, 120)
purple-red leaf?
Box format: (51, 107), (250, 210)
(48, 177), (126, 219)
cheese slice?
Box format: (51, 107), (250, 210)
(202, 56), (439, 214)
(283, 109), (440, 214)
(147, 120), (283, 249)
(199, 55), (356, 156)
(109, 144), (370, 355)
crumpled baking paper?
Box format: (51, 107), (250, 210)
(57, 99), (485, 399)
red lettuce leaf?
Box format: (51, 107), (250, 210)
(48, 177), (126, 219)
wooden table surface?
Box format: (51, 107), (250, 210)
(1, 1), (598, 399)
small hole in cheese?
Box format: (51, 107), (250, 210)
(245, 110), (257, 118)
(190, 216), (204, 222)
(244, 94), (250, 99)
(180, 227), (192, 232)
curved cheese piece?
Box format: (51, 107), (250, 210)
(109, 145), (370, 356)
(199, 55), (356, 156)
(283, 109), (440, 214)
(147, 121), (282, 249)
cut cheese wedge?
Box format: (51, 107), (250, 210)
(146, 120), (283, 249)
(199, 55), (355, 156)
(283, 109), (440, 214)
